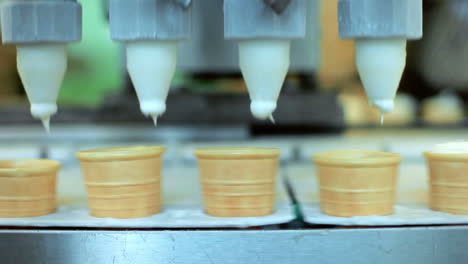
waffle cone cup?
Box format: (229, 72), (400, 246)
(425, 152), (468, 215)
(0, 159), (60, 217)
(195, 147), (280, 217)
(77, 146), (165, 219)
(313, 150), (401, 217)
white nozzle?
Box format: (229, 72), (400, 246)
(126, 40), (177, 125)
(17, 44), (67, 128)
(239, 39), (291, 120)
(356, 38), (407, 113)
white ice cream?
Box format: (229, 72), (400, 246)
(431, 142), (468, 154)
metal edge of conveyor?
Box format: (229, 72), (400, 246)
(0, 226), (466, 263)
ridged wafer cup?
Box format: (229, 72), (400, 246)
(77, 146), (165, 219)
(195, 147), (280, 217)
(425, 151), (468, 214)
(0, 159), (60, 217)
(313, 150), (401, 217)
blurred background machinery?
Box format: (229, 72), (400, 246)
(0, 0), (465, 132)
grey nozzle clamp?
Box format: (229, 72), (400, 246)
(338, 0), (422, 39)
(1, 0), (82, 44)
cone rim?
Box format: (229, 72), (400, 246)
(195, 147), (280, 159)
(313, 150), (401, 167)
(0, 159), (61, 177)
(424, 151), (468, 162)
(77, 145), (166, 162)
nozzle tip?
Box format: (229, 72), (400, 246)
(31, 103), (57, 118)
(372, 99), (395, 113)
(251, 101), (277, 120)
(30, 103), (57, 131)
(140, 100), (166, 118)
